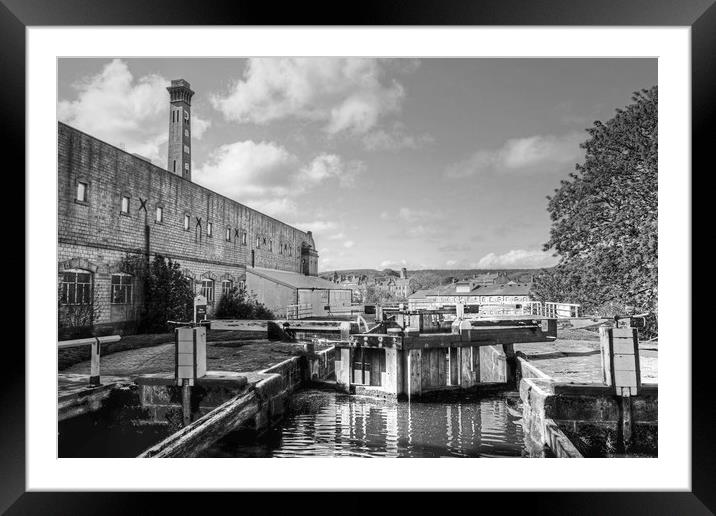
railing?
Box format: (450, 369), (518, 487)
(544, 302), (581, 318)
(285, 303), (313, 320)
(58, 335), (121, 386)
(327, 304), (365, 316)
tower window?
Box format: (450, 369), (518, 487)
(121, 196), (130, 214)
(76, 182), (87, 202)
(183, 214), (190, 231)
(184, 163), (189, 170)
(173, 160), (177, 172)
(155, 206), (163, 223)
(184, 129), (189, 137)
(184, 145), (190, 155)
(184, 111), (189, 121)
(207, 222), (213, 237)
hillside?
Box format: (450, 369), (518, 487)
(318, 268), (551, 284)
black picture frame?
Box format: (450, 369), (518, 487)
(6, 0), (709, 513)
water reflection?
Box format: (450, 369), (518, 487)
(204, 389), (526, 458)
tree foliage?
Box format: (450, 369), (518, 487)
(364, 284), (397, 305)
(214, 284), (275, 320)
(408, 271), (443, 292)
(533, 86), (658, 322)
(140, 255), (195, 333)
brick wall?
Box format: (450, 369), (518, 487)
(58, 122), (319, 329)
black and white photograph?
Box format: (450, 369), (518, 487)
(11, 7), (706, 507)
(55, 56), (658, 459)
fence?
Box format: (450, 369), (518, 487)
(327, 304), (365, 316)
(57, 335), (121, 385)
(285, 303), (313, 320)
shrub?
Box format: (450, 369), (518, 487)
(215, 285), (275, 320)
(139, 255), (195, 333)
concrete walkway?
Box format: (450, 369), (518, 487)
(62, 340), (318, 377)
(515, 338), (658, 384)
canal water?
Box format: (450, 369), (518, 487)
(202, 389), (527, 458)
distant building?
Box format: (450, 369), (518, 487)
(374, 267), (412, 299)
(407, 282), (534, 313)
(246, 268), (352, 317)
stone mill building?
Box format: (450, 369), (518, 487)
(57, 79), (336, 336)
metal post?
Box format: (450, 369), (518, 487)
(89, 337), (101, 386)
(181, 378), (191, 426)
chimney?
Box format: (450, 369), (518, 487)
(167, 79), (195, 181)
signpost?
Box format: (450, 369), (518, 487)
(194, 294), (207, 324)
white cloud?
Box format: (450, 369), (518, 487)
(327, 232), (345, 240)
(362, 123), (434, 151)
(378, 258), (426, 270)
(473, 249), (559, 269)
(211, 58), (406, 135)
(194, 142), (364, 218)
(290, 220), (338, 233)
(245, 198), (298, 218)
(445, 132), (583, 178)
(397, 207), (435, 223)
(299, 153), (365, 188)
(58, 59), (210, 163)
(446, 260), (458, 267)
(343, 240), (355, 249)
(379, 259), (409, 268)
(194, 140), (298, 199)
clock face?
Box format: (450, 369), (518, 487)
(184, 111), (189, 121)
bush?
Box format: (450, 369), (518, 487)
(215, 285), (275, 320)
(139, 255), (195, 333)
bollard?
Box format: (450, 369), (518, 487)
(600, 325), (641, 451)
(89, 337), (101, 386)
(181, 379), (191, 426)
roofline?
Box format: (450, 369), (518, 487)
(247, 267), (351, 291)
(58, 121), (312, 240)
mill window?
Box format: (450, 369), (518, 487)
(200, 279), (215, 304)
(184, 214), (190, 231)
(76, 182), (87, 202)
(155, 206), (163, 223)
(221, 280), (233, 297)
(225, 227), (231, 242)
(59, 270), (92, 305)
(120, 196), (130, 214)
(241, 231), (247, 245)
(111, 274), (133, 304)
(207, 222), (213, 237)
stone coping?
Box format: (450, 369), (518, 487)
(133, 370), (248, 389)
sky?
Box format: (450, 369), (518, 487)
(58, 58), (656, 272)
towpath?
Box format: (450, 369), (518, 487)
(62, 340), (319, 378)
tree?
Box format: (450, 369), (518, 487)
(409, 271), (442, 292)
(364, 284), (397, 305)
(140, 255), (195, 333)
(533, 86), (658, 324)
(215, 284), (275, 320)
